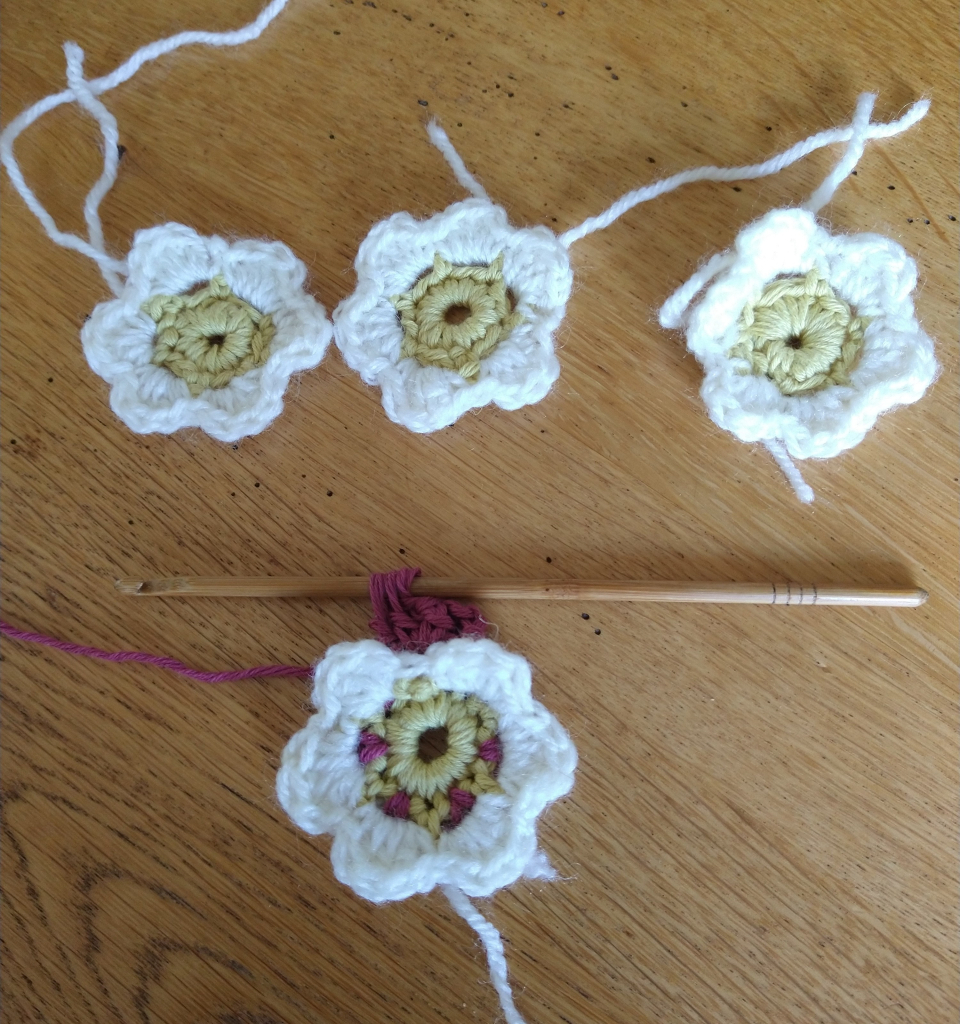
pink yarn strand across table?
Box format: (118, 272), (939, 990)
(1, 568), (483, 682)
(0, 621), (310, 682)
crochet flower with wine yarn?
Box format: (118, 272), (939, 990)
(333, 198), (573, 433)
(356, 675), (505, 839)
(660, 207), (937, 461)
(276, 637), (577, 903)
(81, 223), (332, 442)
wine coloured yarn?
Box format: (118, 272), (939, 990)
(1, 573), (577, 1024)
(369, 566), (487, 652)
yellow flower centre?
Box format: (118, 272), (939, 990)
(144, 274), (275, 396)
(358, 675), (503, 839)
(730, 269), (868, 395)
(392, 252), (524, 382)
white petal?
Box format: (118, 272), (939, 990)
(733, 207), (821, 275)
(277, 638), (577, 903)
(221, 238), (308, 313)
(124, 223), (217, 303)
(82, 302), (156, 378)
(80, 225), (332, 442)
(334, 199), (572, 433)
(277, 720), (365, 835)
(311, 639), (401, 728)
(672, 209), (938, 461)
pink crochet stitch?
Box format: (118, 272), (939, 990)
(369, 567), (486, 653)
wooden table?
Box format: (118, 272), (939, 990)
(3, 2), (956, 1021)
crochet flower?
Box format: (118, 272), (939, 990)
(333, 198), (573, 433)
(81, 223), (332, 442)
(662, 208), (937, 460)
(276, 637), (577, 903)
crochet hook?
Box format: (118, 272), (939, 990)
(114, 577), (928, 607)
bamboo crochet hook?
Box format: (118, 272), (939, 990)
(114, 577), (928, 607)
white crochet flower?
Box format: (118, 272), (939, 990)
(333, 198), (573, 433)
(81, 223), (332, 442)
(664, 208), (937, 460)
(276, 637), (577, 904)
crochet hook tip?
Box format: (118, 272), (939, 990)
(115, 577), (188, 595)
(115, 578), (145, 594)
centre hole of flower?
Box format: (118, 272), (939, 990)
(207, 333), (226, 346)
(444, 304), (472, 325)
(418, 726), (449, 762)
(785, 334), (803, 350)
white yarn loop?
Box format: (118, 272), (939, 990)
(0, 84), (129, 279)
(62, 42), (125, 296)
(658, 250), (735, 330)
(0, 0), (291, 287)
(559, 94), (930, 247)
(443, 885), (527, 1024)
(764, 440), (815, 503)
(804, 92), (875, 215)
(427, 121), (490, 201)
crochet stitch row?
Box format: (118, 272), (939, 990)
(358, 674), (503, 838)
(392, 252), (524, 381)
(145, 274), (275, 395)
(731, 268), (867, 395)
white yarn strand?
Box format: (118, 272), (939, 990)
(0, 0), (291, 287)
(558, 94), (930, 248)
(63, 43), (125, 295)
(764, 439), (815, 504)
(426, 121), (490, 201)
(442, 885), (527, 1024)
(0, 89), (129, 279)
(803, 92), (876, 214)
(658, 250), (736, 330)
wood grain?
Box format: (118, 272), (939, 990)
(2, 1), (957, 1022)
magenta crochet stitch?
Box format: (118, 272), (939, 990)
(357, 730), (390, 764)
(369, 567), (486, 653)
(477, 737), (502, 763)
(383, 791), (411, 819)
(447, 787), (477, 826)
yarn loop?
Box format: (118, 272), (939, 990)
(369, 567), (487, 652)
(145, 274), (275, 395)
(393, 252), (524, 381)
(732, 269), (867, 395)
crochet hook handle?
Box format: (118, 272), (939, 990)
(114, 577), (927, 607)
